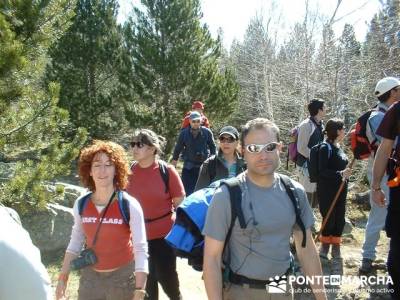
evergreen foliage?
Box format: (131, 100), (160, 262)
(0, 0), (86, 213)
(124, 0), (239, 153)
(47, 0), (129, 139)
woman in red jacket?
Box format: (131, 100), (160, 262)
(126, 129), (185, 300)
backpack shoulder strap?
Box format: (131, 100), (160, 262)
(130, 161), (138, 170)
(220, 177), (245, 269)
(279, 174), (306, 248)
(77, 192), (93, 216)
(158, 160), (170, 193)
(221, 178), (246, 230)
(117, 191), (130, 224)
(323, 142), (332, 159)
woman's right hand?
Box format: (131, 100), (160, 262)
(341, 168), (352, 179)
(55, 276), (68, 300)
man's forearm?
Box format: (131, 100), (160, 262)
(203, 257), (223, 300)
(372, 140), (393, 187)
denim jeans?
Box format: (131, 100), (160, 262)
(181, 167), (200, 196)
(361, 161), (389, 260)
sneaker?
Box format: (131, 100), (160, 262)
(319, 243), (330, 259)
(359, 258), (373, 273)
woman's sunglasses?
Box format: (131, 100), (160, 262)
(130, 141), (146, 148)
(245, 142), (279, 153)
(219, 136), (236, 143)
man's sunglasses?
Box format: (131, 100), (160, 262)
(219, 136), (236, 143)
(130, 141), (146, 148)
(245, 142), (279, 153)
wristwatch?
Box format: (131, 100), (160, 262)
(372, 187), (382, 192)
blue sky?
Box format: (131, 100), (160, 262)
(118, 0), (382, 48)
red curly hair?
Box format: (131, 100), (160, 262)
(78, 140), (130, 192)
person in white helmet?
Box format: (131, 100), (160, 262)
(360, 77), (400, 274)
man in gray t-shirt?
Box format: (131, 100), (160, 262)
(203, 118), (327, 300)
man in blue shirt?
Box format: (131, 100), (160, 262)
(172, 111), (216, 195)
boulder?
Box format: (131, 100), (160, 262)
(45, 182), (87, 208)
(342, 217), (353, 235)
(21, 203), (74, 253)
(354, 190), (371, 210)
(0, 162), (15, 182)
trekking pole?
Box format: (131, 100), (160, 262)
(314, 157), (356, 244)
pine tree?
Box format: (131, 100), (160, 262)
(0, 0), (86, 213)
(47, 0), (129, 139)
(124, 0), (239, 153)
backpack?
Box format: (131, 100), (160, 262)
(77, 191), (131, 224)
(350, 106), (386, 160)
(287, 118), (323, 169)
(308, 142), (332, 183)
(165, 174), (306, 272)
(131, 160), (170, 193)
(77, 160), (171, 223)
(287, 127), (299, 167)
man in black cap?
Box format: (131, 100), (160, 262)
(172, 111), (216, 195)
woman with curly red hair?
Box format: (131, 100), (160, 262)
(56, 140), (148, 300)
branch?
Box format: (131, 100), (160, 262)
(1, 99), (52, 138)
(328, 0), (343, 26)
(331, 0), (369, 24)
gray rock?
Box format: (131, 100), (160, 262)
(354, 190), (371, 210)
(0, 162), (15, 181)
(48, 182), (87, 208)
(21, 203), (74, 253)
(342, 218), (353, 234)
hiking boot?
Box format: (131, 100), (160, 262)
(359, 258), (373, 273)
(319, 243), (330, 259)
(331, 244), (341, 259)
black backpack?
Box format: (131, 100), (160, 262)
(165, 174), (306, 271)
(308, 142), (332, 183)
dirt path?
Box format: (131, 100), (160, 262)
(158, 258), (206, 299)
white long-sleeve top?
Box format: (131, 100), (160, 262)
(66, 192), (148, 273)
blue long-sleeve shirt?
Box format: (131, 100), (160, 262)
(172, 126), (216, 169)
